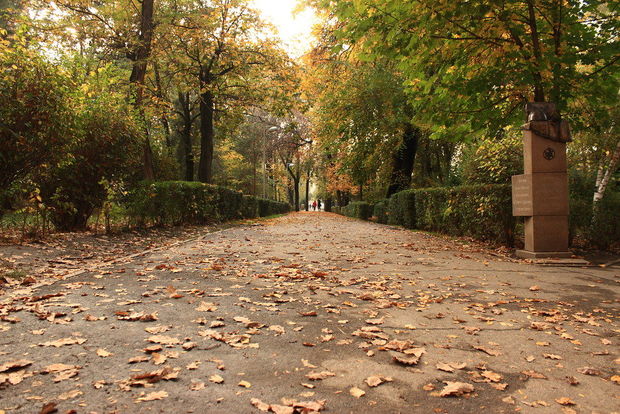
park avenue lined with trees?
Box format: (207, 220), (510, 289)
(0, 0), (618, 413)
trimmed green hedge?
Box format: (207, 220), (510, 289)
(570, 192), (620, 249)
(373, 199), (389, 224)
(412, 184), (514, 245)
(343, 201), (372, 220)
(388, 190), (417, 228)
(257, 197), (290, 217)
(241, 195), (259, 219)
(124, 181), (289, 226)
(336, 184), (515, 245)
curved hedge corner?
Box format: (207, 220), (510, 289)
(373, 199), (389, 224)
(387, 190), (417, 228)
(343, 201), (372, 220)
(124, 181), (289, 226)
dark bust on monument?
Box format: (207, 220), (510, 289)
(523, 102), (572, 143)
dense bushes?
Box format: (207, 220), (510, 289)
(568, 170), (620, 249)
(589, 195), (620, 249)
(412, 185), (514, 245)
(258, 198), (290, 217)
(340, 184), (515, 245)
(38, 96), (142, 230)
(242, 195), (259, 219)
(459, 136), (523, 185)
(387, 190), (417, 228)
(570, 190), (620, 249)
(342, 201), (372, 220)
(0, 42), (144, 231)
(373, 199), (389, 224)
(343, 182), (618, 248)
(0, 44), (72, 191)
(125, 181), (289, 226)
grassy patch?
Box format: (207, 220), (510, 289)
(0, 268), (29, 280)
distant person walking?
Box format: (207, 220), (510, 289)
(312, 200), (317, 211)
(317, 200), (322, 211)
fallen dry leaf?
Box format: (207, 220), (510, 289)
(96, 348), (112, 358)
(439, 381), (474, 397)
(306, 371), (336, 380)
(481, 370), (502, 383)
(392, 353), (423, 366)
(190, 381), (205, 391)
(39, 402), (57, 414)
(0, 360), (33, 373)
(209, 374), (224, 384)
(436, 362), (455, 373)
(147, 335), (181, 346)
(39, 337), (86, 347)
(473, 345), (501, 356)
(555, 397), (576, 406)
(145, 325), (170, 334)
(151, 353), (167, 365)
(136, 391), (168, 402)
(270, 405), (294, 414)
(43, 364), (80, 382)
(58, 389), (82, 400)
(128, 355), (149, 364)
(577, 367), (602, 376)
(250, 398), (270, 412)
(521, 370), (547, 379)
(365, 375), (393, 387)
(196, 302), (218, 312)
(116, 311), (158, 322)
(349, 387), (365, 398)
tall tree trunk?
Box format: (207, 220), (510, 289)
(129, 0), (155, 180)
(198, 89), (215, 183)
(294, 178), (300, 212)
(178, 91), (194, 181)
(142, 129), (155, 181)
(551, 0), (563, 106)
(526, 0), (546, 102)
(386, 123), (420, 197)
(305, 176), (310, 211)
(324, 197), (332, 212)
(153, 62), (172, 148)
(287, 185), (294, 206)
(252, 158), (257, 195)
(593, 140), (620, 204)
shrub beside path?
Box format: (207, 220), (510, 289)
(0, 212), (618, 413)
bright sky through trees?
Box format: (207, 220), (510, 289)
(250, 0), (318, 58)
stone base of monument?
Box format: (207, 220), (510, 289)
(515, 250), (573, 259)
(513, 103), (574, 260)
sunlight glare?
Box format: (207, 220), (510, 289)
(250, 0), (318, 58)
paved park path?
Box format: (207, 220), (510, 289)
(1, 212), (618, 413)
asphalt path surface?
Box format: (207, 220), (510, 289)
(1, 212), (618, 413)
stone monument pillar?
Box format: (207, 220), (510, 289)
(512, 103), (572, 259)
